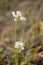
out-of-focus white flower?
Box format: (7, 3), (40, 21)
(20, 16), (26, 21)
(14, 41), (25, 50)
(16, 11), (22, 17)
(12, 11), (22, 17)
(21, 47), (24, 50)
(12, 11), (16, 17)
(12, 11), (26, 21)
(15, 42), (20, 48)
(14, 18), (17, 21)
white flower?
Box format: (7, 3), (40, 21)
(14, 41), (25, 50)
(20, 16), (26, 21)
(15, 42), (20, 48)
(14, 18), (17, 21)
(12, 11), (26, 21)
(16, 11), (22, 17)
(21, 47), (24, 50)
(12, 11), (22, 17)
(12, 11), (16, 17)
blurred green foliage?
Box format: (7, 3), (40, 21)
(0, 0), (13, 9)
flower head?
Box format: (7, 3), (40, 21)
(14, 41), (25, 50)
(12, 11), (16, 17)
(12, 11), (26, 22)
(12, 11), (22, 18)
(20, 16), (26, 21)
(16, 11), (22, 17)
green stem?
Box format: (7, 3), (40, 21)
(14, 50), (19, 65)
(15, 21), (16, 43)
(14, 21), (19, 65)
(12, 21), (19, 65)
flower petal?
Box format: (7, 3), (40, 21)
(12, 11), (16, 17)
(21, 47), (24, 50)
(16, 11), (22, 17)
(20, 16), (26, 21)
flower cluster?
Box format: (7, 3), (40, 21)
(12, 11), (26, 21)
(14, 41), (25, 50)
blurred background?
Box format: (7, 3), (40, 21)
(0, 0), (43, 65)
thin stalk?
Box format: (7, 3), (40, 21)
(15, 21), (19, 65)
(13, 21), (19, 65)
(15, 21), (17, 43)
